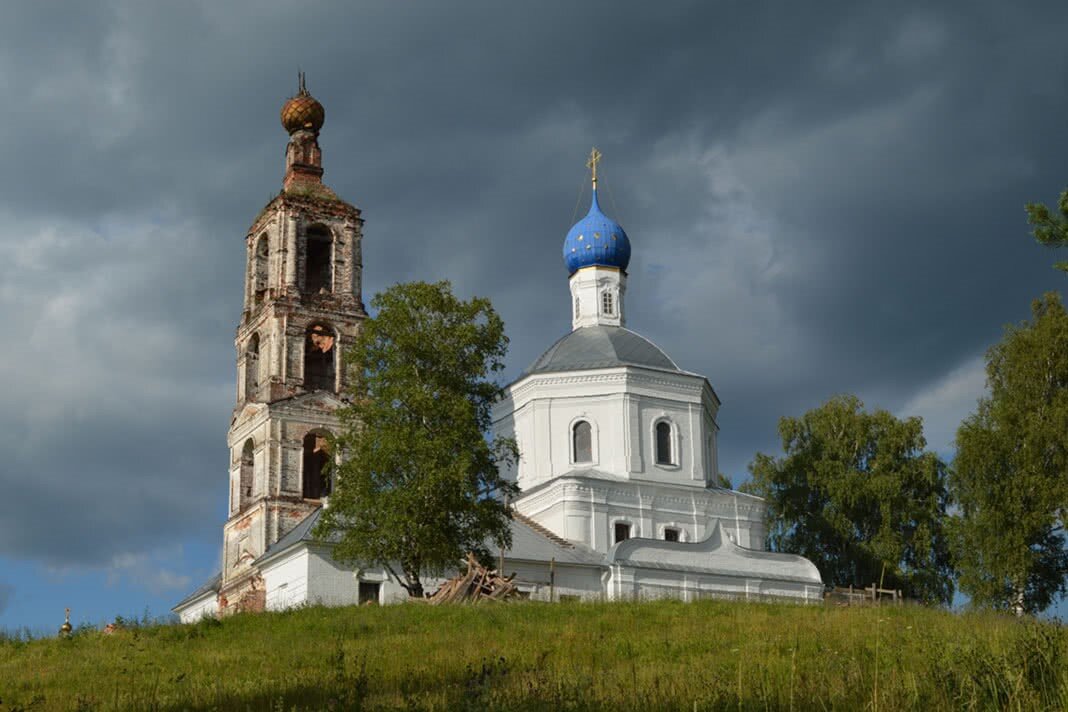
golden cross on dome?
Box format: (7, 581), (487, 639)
(586, 147), (602, 186)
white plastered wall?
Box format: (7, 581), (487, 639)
(514, 480), (766, 553)
(262, 544), (442, 609)
(569, 266), (626, 329)
(263, 547), (310, 611)
(606, 565), (821, 603)
(176, 594), (219, 624)
(502, 560), (605, 601)
(305, 546), (360, 607)
(493, 367), (720, 492)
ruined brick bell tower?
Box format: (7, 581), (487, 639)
(219, 75), (365, 613)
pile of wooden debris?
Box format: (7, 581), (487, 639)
(428, 553), (520, 604)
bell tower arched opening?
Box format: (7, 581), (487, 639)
(244, 333), (260, 402)
(304, 225), (332, 295)
(302, 431), (331, 499)
(239, 439), (254, 511)
(304, 323), (336, 391)
(253, 234), (269, 304)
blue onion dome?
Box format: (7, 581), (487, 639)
(563, 186), (631, 275)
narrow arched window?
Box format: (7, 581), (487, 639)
(655, 421), (674, 465)
(253, 235), (269, 303)
(304, 323), (336, 391)
(239, 439), (254, 511)
(304, 225), (332, 295)
(573, 296), (580, 321)
(302, 432), (331, 499)
(245, 333), (260, 402)
(572, 420), (592, 463)
(601, 290), (614, 316)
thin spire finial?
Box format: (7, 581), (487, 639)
(60, 607), (72, 638)
(298, 70), (307, 96)
(586, 147), (602, 188)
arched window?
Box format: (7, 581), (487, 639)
(239, 439), (254, 510)
(655, 421), (674, 465)
(244, 333), (260, 401)
(573, 296), (580, 321)
(304, 323), (336, 391)
(302, 432), (331, 499)
(572, 420), (592, 463)
(601, 290), (614, 316)
(253, 235), (269, 303)
(304, 225), (332, 295)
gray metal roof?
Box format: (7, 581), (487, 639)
(607, 522), (822, 585)
(524, 325), (680, 375)
(253, 506), (604, 569)
(255, 507), (339, 565)
(491, 513), (605, 567)
(173, 571), (221, 610)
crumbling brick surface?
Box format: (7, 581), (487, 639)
(217, 92), (366, 600)
(217, 573), (266, 616)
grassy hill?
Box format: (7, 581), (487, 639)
(1, 599), (1065, 711)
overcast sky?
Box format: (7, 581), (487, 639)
(1, 1), (1066, 631)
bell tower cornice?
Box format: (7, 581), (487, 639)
(248, 190), (363, 238)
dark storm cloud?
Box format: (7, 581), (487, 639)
(1, 0), (1066, 571)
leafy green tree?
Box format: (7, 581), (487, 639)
(746, 395), (953, 604)
(951, 292), (1068, 614)
(1026, 188), (1068, 272)
(316, 281), (519, 598)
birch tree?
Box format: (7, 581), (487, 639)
(951, 293), (1068, 614)
(746, 395), (954, 604)
(316, 281), (518, 598)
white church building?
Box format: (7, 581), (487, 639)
(174, 83), (822, 623)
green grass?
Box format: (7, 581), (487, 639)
(0, 599), (1064, 711)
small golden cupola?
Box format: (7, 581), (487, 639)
(280, 72), (325, 134)
(59, 607), (72, 638)
(280, 73), (327, 190)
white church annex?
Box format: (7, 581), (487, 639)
(173, 83), (822, 623)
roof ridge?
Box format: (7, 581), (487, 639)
(614, 326), (680, 370)
(512, 512), (574, 549)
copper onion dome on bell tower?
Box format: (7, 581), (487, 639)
(281, 72), (325, 135)
(279, 73), (329, 191)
